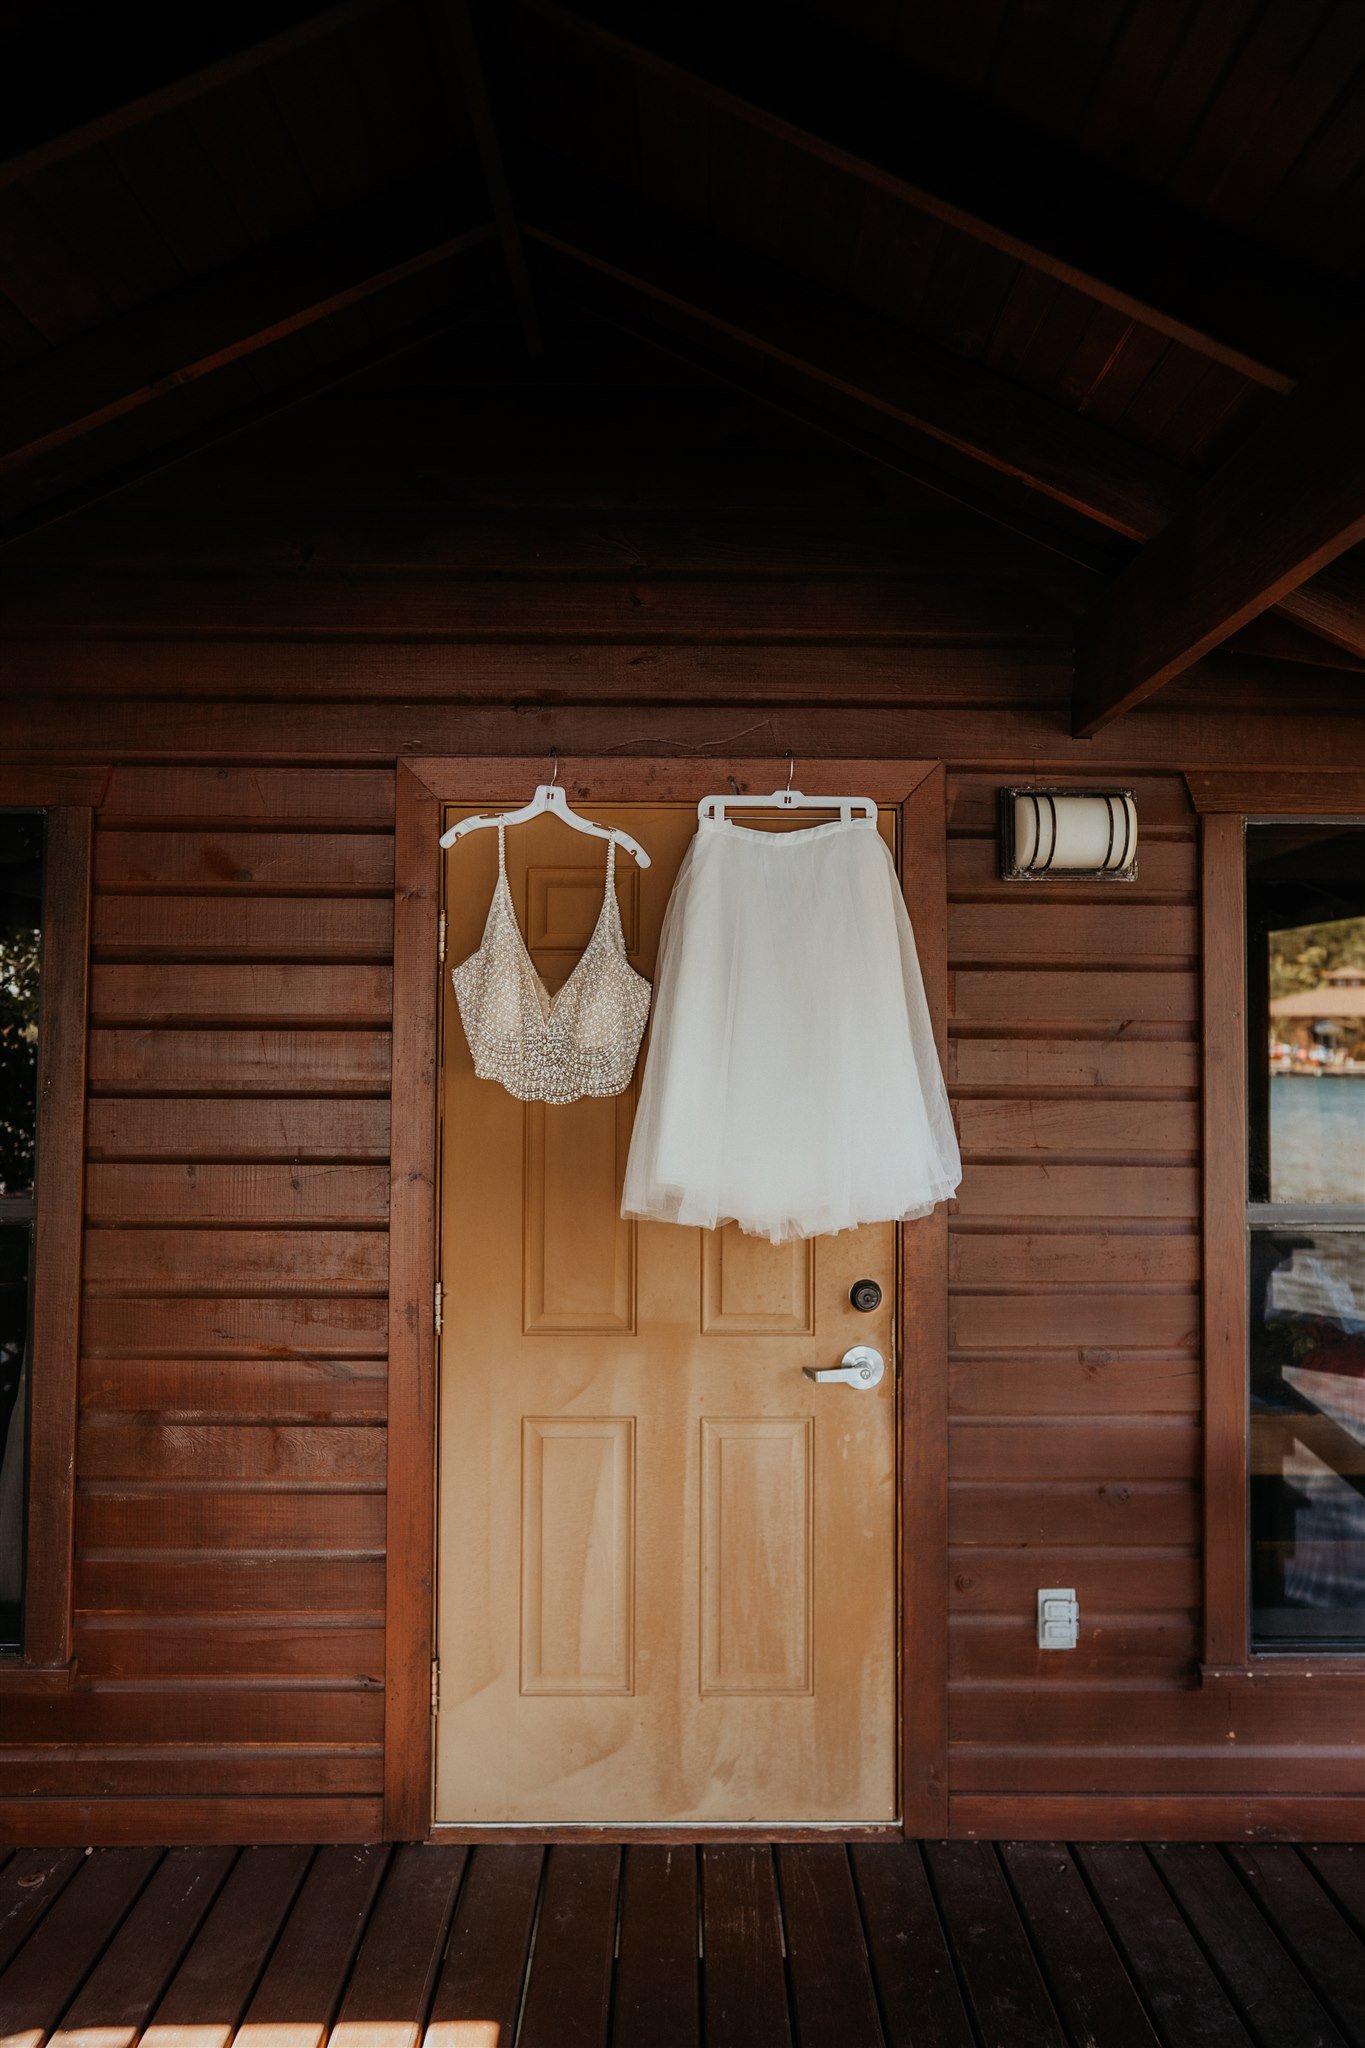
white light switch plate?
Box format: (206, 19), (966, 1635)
(1037, 1586), (1079, 1650)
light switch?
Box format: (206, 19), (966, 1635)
(1037, 1586), (1079, 1650)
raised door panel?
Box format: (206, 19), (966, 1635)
(701, 1227), (815, 1335)
(520, 1417), (635, 1695)
(523, 1094), (636, 1333)
(700, 1417), (813, 1695)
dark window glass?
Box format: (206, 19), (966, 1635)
(1249, 1228), (1365, 1645)
(0, 811), (43, 1655)
(0, 1225), (31, 1652)
(0, 814), (44, 1198)
(1247, 822), (1365, 1653)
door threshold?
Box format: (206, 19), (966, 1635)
(428, 1820), (904, 1844)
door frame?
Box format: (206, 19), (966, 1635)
(387, 756), (951, 1840)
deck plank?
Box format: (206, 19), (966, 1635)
(1304, 1847), (1365, 1942)
(516, 1847), (620, 2048)
(142, 1846), (312, 2048)
(612, 1846), (700, 2048)
(1151, 1843), (1350, 2048)
(236, 1844), (390, 2048)
(925, 1841), (1068, 2048)
(0, 1835), (1354, 2048)
(427, 1846), (543, 2048)
(700, 1847), (792, 2048)
(0, 1851), (86, 1975)
(0, 1848), (161, 2048)
(58, 1847), (236, 2048)
(1000, 1841), (1160, 2048)
(328, 1844), (466, 2048)
(1077, 1844), (1255, 2048)
(777, 1845), (883, 2048)
(850, 1842), (974, 2048)
(1226, 1847), (1365, 2048)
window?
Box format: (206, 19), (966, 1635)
(1246, 821), (1365, 1652)
(0, 812), (45, 1655)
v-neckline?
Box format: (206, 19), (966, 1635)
(495, 862), (615, 1030)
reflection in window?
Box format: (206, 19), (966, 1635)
(1250, 1230), (1364, 1644)
(0, 812), (43, 1656)
(0, 1227), (31, 1651)
(1247, 822), (1365, 1653)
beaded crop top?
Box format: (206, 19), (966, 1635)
(452, 822), (651, 1104)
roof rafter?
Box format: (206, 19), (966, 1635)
(1073, 347), (1365, 733)
(520, 165), (1365, 665)
(522, 0), (1354, 393)
(0, 0), (391, 190)
(434, 0), (542, 353)
(0, 171), (496, 493)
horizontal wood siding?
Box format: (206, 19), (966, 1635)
(72, 761), (392, 1838)
(946, 769), (1211, 1802)
(1, 313), (1359, 1840)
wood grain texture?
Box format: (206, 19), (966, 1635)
(701, 1848), (792, 2048)
(850, 1843), (975, 2047)
(926, 1842), (1069, 2048)
(612, 1847), (699, 2048)
(428, 1846), (543, 2044)
(87, 1029), (391, 1096)
(0, 1849), (85, 1972)
(142, 1846), (311, 2048)
(1185, 770), (1365, 814)
(85, 1097), (392, 1163)
(383, 764), (440, 1839)
(0, 1847), (160, 2038)
(515, 1848), (620, 2048)
(1075, 358), (1365, 728)
(902, 767), (951, 1834)
(777, 1846), (883, 2048)
(237, 1842), (389, 2045)
(20, 805), (93, 1669)
(1201, 815), (1249, 1667)
(56, 1845), (234, 2044)
(3, 301), (1357, 1840)
(4, 692), (1364, 770)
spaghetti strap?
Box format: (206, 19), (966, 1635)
(451, 823), (650, 1105)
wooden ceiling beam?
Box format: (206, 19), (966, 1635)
(430, 0), (542, 351)
(520, 167), (1365, 666)
(0, 170), (497, 484)
(521, 0), (1353, 393)
(0, 1), (392, 190)
(1072, 350), (1365, 734)
(523, 169), (1185, 539)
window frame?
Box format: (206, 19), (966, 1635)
(1191, 772), (1365, 1685)
(0, 775), (103, 1686)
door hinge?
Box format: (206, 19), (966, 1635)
(438, 909), (447, 963)
(434, 1279), (443, 1333)
(430, 1657), (440, 1714)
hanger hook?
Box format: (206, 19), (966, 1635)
(548, 750), (559, 790)
(785, 752), (796, 793)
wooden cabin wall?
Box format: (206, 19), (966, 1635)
(1, 312), (1360, 1844)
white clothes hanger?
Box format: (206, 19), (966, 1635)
(698, 755), (876, 827)
(439, 756), (652, 867)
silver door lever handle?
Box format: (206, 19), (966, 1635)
(804, 1345), (884, 1389)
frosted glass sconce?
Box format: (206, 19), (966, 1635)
(999, 788), (1137, 881)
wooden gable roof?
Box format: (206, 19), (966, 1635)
(2, 0), (1364, 732)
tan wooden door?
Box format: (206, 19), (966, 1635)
(435, 803), (899, 1824)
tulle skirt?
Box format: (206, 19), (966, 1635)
(621, 817), (962, 1242)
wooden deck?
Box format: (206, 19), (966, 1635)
(1, 1840), (1362, 2048)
